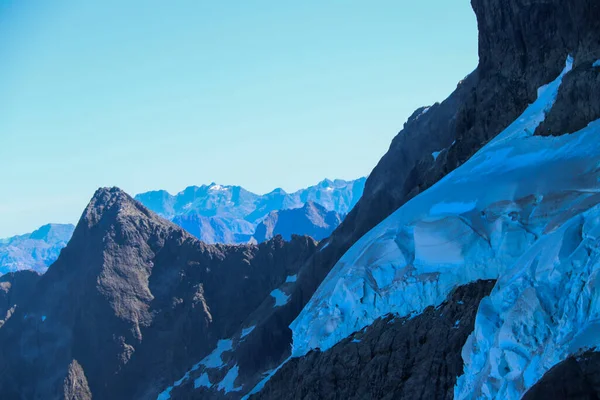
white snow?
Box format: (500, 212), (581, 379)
(200, 339), (233, 368)
(420, 106), (431, 117)
(432, 150), (442, 161)
(156, 338), (233, 399)
(289, 56), (589, 360)
(320, 242), (330, 251)
(194, 373), (211, 389)
(41, 315), (46, 322)
(217, 365), (243, 393)
(270, 289), (290, 307)
(593, 59), (600, 68)
(240, 325), (255, 339)
(208, 184), (228, 191)
(285, 274), (297, 283)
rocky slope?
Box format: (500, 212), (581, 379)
(0, 223), (75, 274)
(0, 188), (317, 399)
(253, 202), (342, 243)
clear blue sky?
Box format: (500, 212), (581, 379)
(0, 0), (478, 237)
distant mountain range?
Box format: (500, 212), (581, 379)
(0, 224), (75, 275)
(135, 178), (365, 244)
(0, 178), (365, 274)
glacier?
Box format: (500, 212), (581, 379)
(289, 55), (576, 357)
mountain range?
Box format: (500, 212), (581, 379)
(1, 1), (599, 399)
(0, 178), (364, 274)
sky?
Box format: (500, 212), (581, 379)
(0, 0), (478, 237)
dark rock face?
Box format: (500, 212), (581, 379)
(252, 281), (495, 400)
(253, 202), (342, 243)
(0, 270), (41, 328)
(523, 352), (600, 400)
(0, 188), (317, 400)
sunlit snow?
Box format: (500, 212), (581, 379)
(285, 275), (297, 283)
(270, 289), (290, 307)
(156, 338), (233, 399)
(217, 365), (242, 393)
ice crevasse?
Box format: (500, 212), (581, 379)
(287, 55), (600, 397)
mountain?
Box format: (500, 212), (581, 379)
(253, 202), (342, 243)
(0, 224), (75, 274)
(135, 178), (365, 244)
(0, 188), (317, 399)
(2, 1), (600, 399)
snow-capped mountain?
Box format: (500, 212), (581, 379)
(135, 178), (365, 244)
(0, 224), (75, 275)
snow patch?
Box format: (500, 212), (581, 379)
(285, 274), (297, 283)
(593, 59), (600, 68)
(194, 373), (211, 389)
(270, 289), (290, 307)
(156, 338), (233, 399)
(432, 150), (443, 161)
(217, 365), (242, 393)
(41, 315), (46, 322)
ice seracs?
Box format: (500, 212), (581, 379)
(455, 188), (600, 399)
(289, 56), (587, 357)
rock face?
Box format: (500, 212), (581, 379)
(0, 188), (317, 399)
(0, 223), (75, 274)
(253, 281), (495, 400)
(522, 352), (600, 400)
(0, 270), (41, 328)
(134, 179), (365, 244)
(253, 202), (342, 243)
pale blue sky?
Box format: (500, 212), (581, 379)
(0, 0), (478, 237)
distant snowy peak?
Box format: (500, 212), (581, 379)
(134, 178), (365, 244)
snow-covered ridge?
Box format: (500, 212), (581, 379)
(289, 56), (582, 358)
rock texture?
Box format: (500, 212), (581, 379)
(523, 352), (600, 400)
(252, 281), (495, 400)
(0, 223), (75, 274)
(253, 202), (342, 243)
(0, 188), (317, 400)
(0, 270), (41, 328)
(63, 360), (92, 400)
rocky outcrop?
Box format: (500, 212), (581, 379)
(0, 270), (40, 328)
(253, 202), (342, 243)
(252, 281), (495, 400)
(63, 360), (92, 400)
(523, 352), (600, 400)
(0, 188), (317, 400)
